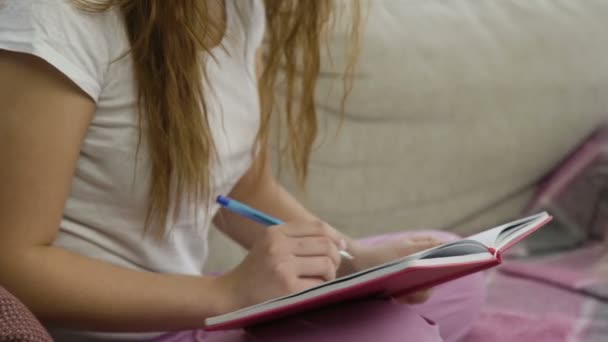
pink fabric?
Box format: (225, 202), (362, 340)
(466, 244), (608, 342)
(0, 286), (53, 342)
(526, 125), (608, 250)
(155, 231), (486, 342)
(467, 309), (573, 342)
(467, 269), (590, 342)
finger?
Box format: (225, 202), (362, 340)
(408, 236), (444, 247)
(293, 256), (337, 282)
(290, 237), (341, 267)
(398, 290), (433, 304)
(292, 277), (325, 293)
(397, 242), (438, 257)
(280, 221), (343, 248)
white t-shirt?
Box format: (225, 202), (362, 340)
(0, 0), (264, 339)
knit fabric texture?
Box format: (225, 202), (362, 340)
(0, 286), (52, 342)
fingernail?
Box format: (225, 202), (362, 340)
(339, 239), (348, 250)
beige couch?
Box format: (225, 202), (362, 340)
(205, 0), (608, 272)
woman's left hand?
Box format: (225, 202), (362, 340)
(347, 236), (443, 304)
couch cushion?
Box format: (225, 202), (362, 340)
(0, 286), (52, 342)
(206, 0), (608, 272)
(277, 0), (608, 236)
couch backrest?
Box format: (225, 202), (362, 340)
(277, 0), (608, 236)
(205, 0), (608, 272)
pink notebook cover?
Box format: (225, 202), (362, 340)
(204, 216), (553, 331)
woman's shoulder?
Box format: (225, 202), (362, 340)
(0, 0), (127, 101)
(1, 0), (121, 29)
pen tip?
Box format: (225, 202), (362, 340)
(217, 195), (229, 206)
(340, 250), (354, 260)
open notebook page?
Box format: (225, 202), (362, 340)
(205, 212), (550, 327)
(246, 212), (550, 310)
(397, 212), (549, 261)
(464, 212), (548, 249)
(205, 247), (491, 326)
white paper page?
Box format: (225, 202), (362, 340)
(466, 212), (547, 248)
(420, 242), (488, 258)
(496, 212), (549, 249)
(205, 251), (492, 326)
(206, 212), (549, 327)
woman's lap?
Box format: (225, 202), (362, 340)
(359, 231), (487, 341)
(156, 301), (443, 342)
(155, 231), (485, 342)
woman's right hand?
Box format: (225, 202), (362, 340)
(217, 221), (345, 311)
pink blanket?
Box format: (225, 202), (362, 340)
(467, 246), (607, 342)
(466, 125), (608, 342)
(467, 126), (608, 342)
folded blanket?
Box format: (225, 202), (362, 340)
(500, 244), (608, 301)
(467, 130), (608, 342)
(467, 309), (573, 342)
(467, 264), (606, 342)
(526, 125), (608, 254)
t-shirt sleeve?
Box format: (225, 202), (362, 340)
(0, 0), (114, 102)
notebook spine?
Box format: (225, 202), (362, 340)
(487, 247), (503, 263)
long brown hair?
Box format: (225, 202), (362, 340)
(75, 0), (361, 235)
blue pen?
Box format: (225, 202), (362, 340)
(217, 195), (353, 259)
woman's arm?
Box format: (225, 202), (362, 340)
(0, 51), (231, 332)
(213, 47), (360, 275)
(214, 47), (361, 258)
(213, 154), (319, 247)
(213, 50), (440, 284)
(213, 154), (368, 274)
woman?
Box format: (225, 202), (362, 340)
(0, 0), (484, 341)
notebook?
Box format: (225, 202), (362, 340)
(204, 212), (552, 331)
